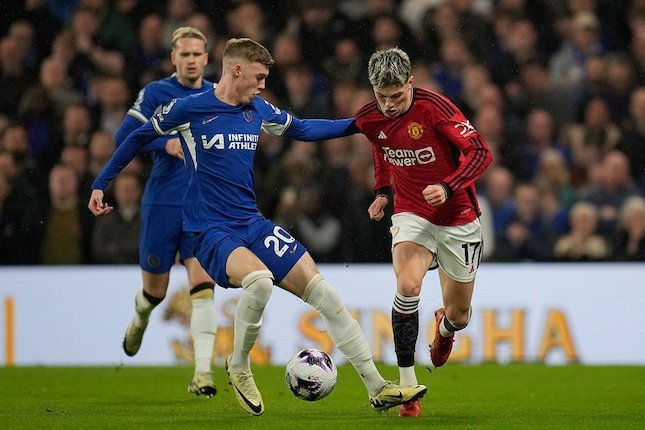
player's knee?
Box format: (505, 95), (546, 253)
(396, 278), (423, 297)
(241, 270), (274, 305)
(190, 282), (215, 300)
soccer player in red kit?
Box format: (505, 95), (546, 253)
(355, 48), (493, 418)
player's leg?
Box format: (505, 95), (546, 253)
(123, 203), (179, 356)
(123, 270), (169, 356)
(430, 219), (481, 367)
(196, 230), (273, 415)
(184, 256), (217, 398)
(391, 241), (433, 383)
(391, 241), (433, 417)
(279, 252), (427, 411)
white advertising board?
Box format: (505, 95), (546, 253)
(0, 263), (643, 366)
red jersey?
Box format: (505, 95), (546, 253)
(355, 87), (493, 226)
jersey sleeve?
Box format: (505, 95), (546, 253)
(117, 83), (172, 153)
(149, 97), (192, 136)
(128, 84), (159, 123)
(92, 121), (161, 190)
(430, 98), (493, 196)
(257, 97), (358, 140)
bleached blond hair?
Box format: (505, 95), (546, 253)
(368, 47), (411, 88)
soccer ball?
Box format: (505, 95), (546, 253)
(285, 349), (337, 401)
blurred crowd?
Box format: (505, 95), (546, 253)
(0, 0), (644, 265)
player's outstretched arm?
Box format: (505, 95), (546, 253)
(286, 117), (359, 141)
(115, 114), (173, 154)
(89, 122), (159, 215)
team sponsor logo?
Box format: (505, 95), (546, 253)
(454, 119), (476, 137)
(407, 122), (423, 139)
(382, 146), (436, 166)
(201, 133), (259, 150)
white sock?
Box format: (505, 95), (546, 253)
(230, 270), (273, 371)
(302, 274), (385, 396)
(399, 365), (417, 386)
(190, 295), (217, 375)
(134, 288), (155, 328)
(440, 307), (472, 337)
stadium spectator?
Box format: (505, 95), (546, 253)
(616, 86), (645, 190)
(563, 97), (622, 188)
(132, 13), (166, 87)
(87, 129), (115, 180)
(0, 150), (43, 264)
(91, 172), (141, 264)
(340, 140), (392, 263)
(41, 163), (92, 264)
(40, 103), (94, 173)
(92, 75), (130, 139)
(482, 165), (515, 237)
(516, 108), (569, 181)
(534, 148), (576, 211)
(493, 182), (556, 261)
(0, 35), (34, 120)
(550, 11), (606, 94)
(611, 195), (645, 261)
(579, 150), (641, 237)
(553, 201), (610, 261)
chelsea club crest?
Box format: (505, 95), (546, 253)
(243, 110), (253, 123)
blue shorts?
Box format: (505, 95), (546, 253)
(139, 203), (195, 273)
(193, 215), (308, 288)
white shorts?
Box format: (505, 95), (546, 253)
(390, 212), (483, 282)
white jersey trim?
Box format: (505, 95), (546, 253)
(127, 109), (147, 123)
(261, 113), (292, 136)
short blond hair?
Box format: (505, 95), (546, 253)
(222, 37), (274, 67)
(171, 26), (207, 49)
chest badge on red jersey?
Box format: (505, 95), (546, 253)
(407, 122), (423, 140)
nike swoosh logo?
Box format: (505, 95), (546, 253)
(202, 116), (219, 124)
(391, 391), (404, 399)
(289, 243), (298, 254)
(233, 385), (262, 414)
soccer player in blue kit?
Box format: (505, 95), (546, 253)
(113, 27), (218, 398)
(89, 37), (427, 416)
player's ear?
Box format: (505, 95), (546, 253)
(233, 64), (242, 77)
(408, 75), (414, 87)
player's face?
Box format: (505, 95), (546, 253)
(373, 77), (413, 119)
(171, 37), (208, 86)
(236, 61), (269, 104)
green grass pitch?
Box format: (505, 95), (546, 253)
(1, 364), (644, 429)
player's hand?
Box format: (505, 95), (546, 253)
(368, 195), (388, 221)
(88, 189), (113, 216)
(165, 138), (184, 160)
(423, 184), (447, 206)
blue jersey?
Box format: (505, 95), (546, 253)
(93, 89), (358, 232)
(115, 75), (214, 206)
